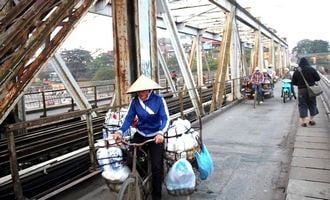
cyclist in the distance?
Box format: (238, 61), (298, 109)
(250, 67), (265, 103)
(113, 75), (170, 200)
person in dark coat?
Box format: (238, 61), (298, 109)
(292, 57), (321, 127)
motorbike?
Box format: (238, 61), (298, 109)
(262, 78), (274, 98)
(281, 79), (293, 103)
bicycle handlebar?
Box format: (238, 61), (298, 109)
(103, 123), (121, 128)
(120, 138), (155, 147)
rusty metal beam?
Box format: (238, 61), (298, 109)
(112, 0), (130, 107)
(159, 0), (203, 117)
(0, 0), (95, 125)
(210, 10), (234, 111)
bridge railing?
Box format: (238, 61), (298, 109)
(24, 83), (116, 117)
(1, 74), (247, 199)
(319, 72), (330, 118)
(23, 74), (246, 119)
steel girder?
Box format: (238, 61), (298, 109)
(0, 0), (95, 125)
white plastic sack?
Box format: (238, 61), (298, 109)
(165, 118), (199, 153)
(96, 146), (123, 171)
(102, 165), (131, 182)
(98, 146), (130, 182)
(172, 118), (191, 134)
(165, 159), (196, 190)
(107, 146), (123, 169)
(104, 108), (128, 127)
(96, 147), (111, 171)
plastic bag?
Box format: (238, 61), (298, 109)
(194, 144), (214, 180)
(102, 165), (130, 182)
(96, 146), (123, 170)
(165, 119), (200, 152)
(165, 159), (196, 190)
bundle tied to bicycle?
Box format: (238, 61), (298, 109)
(96, 109), (133, 188)
(164, 118), (200, 161)
(164, 118), (214, 195)
(96, 109), (214, 195)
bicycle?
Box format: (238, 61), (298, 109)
(116, 138), (155, 200)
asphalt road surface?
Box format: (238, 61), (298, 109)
(162, 83), (298, 200)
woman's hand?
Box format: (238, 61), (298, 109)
(154, 134), (164, 144)
(112, 132), (122, 141)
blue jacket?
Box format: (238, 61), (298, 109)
(118, 91), (170, 137)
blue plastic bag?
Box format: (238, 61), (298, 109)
(194, 144), (214, 180)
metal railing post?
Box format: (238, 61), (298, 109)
(94, 86), (98, 108)
(41, 91), (47, 117)
(70, 98), (74, 112)
(7, 128), (25, 200)
(85, 111), (96, 171)
(179, 89), (184, 119)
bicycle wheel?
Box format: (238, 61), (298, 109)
(117, 177), (143, 200)
(253, 90), (257, 108)
(283, 93), (287, 103)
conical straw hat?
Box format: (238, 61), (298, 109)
(127, 75), (163, 93)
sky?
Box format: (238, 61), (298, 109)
(237, 0), (330, 50)
(61, 1), (330, 52)
(61, 13), (113, 54)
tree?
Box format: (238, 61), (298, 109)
(292, 39), (329, 55)
(60, 49), (93, 81)
(88, 52), (114, 80)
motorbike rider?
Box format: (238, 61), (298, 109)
(267, 65), (277, 83)
(250, 67), (265, 103)
(262, 69), (273, 86)
(282, 67), (296, 99)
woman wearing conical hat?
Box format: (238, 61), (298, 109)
(113, 75), (170, 200)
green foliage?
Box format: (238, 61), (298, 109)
(205, 56), (218, 71)
(88, 52), (114, 80)
(92, 67), (113, 80)
(59, 50), (114, 81)
(292, 39), (329, 55)
(60, 49), (93, 81)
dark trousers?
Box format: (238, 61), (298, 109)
(291, 83), (296, 97)
(132, 133), (164, 200)
(298, 88), (319, 118)
(252, 84), (263, 101)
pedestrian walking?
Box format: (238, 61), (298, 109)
(292, 57), (321, 127)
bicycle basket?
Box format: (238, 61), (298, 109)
(167, 188), (195, 196)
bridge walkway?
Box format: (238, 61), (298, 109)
(50, 84), (329, 200)
(286, 97), (330, 200)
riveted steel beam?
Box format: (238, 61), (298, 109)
(210, 10), (234, 111)
(0, 0), (95, 125)
(209, 0), (288, 48)
(159, 0), (203, 117)
(111, 0), (130, 107)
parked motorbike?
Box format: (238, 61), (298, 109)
(281, 79), (293, 103)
